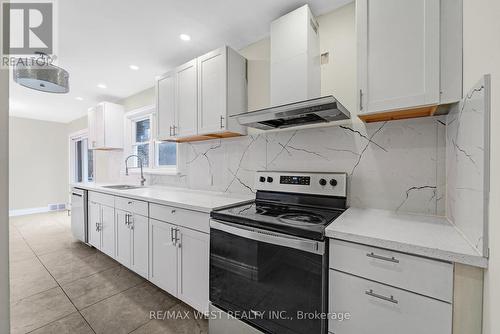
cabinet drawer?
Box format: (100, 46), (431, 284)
(330, 239), (453, 302)
(88, 191), (114, 207)
(115, 196), (148, 217)
(150, 203), (209, 233)
(329, 270), (452, 334)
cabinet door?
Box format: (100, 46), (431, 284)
(357, 0), (440, 114)
(87, 108), (97, 149)
(177, 227), (209, 313)
(100, 205), (115, 258)
(156, 72), (176, 140)
(197, 47), (227, 135)
(329, 270), (452, 334)
(88, 201), (101, 249)
(149, 219), (178, 296)
(115, 210), (131, 268)
(93, 103), (106, 148)
(131, 214), (149, 279)
(175, 60), (198, 137)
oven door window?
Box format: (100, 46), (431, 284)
(210, 228), (326, 334)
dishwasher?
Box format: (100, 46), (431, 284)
(71, 188), (88, 243)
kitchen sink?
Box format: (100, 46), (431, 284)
(102, 185), (145, 190)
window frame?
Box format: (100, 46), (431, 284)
(125, 105), (178, 174)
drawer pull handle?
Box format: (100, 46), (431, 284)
(128, 201), (133, 205)
(366, 252), (400, 263)
(171, 209), (176, 214)
(365, 289), (398, 304)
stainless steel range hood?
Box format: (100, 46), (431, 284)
(232, 95), (350, 130)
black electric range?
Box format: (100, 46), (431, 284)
(211, 191), (346, 241)
(209, 171), (348, 334)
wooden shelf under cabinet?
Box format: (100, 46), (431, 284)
(358, 105), (438, 123)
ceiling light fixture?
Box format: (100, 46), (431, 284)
(75, 97), (84, 101)
(179, 34), (191, 41)
(97, 83), (107, 89)
(129, 65), (139, 70)
(13, 52), (70, 94)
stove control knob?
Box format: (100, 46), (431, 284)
(259, 176), (266, 183)
(267, 177), (274, 183)
(330, 179), (338, 187)
(319, 178), (327, 186)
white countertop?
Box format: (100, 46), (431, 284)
(72, 183), (253, 213)
(326, 208), (487, 268)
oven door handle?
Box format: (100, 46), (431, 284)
(210, 219), (325, 255)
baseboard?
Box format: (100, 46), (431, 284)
(9, 207), (51, 217)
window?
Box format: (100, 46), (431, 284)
(132, 118), (151, 167)
(128, 107), (177, 171)
(70, 134), (94, 183)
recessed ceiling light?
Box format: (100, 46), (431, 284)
(75, 97), (84, 101)
(179, 34), (191, 41)
(129, 65), (139, 71)
(97, 83), (107, 89)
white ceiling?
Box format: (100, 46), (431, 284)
(9, 0), (352, 123)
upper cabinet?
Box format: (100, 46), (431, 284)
(357, 0), (462, 122)
(156, 46), (247, 142)
(88, 102), (124, 149)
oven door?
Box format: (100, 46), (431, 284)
(210, 219), (328, 334)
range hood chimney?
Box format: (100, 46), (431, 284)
(234, 4), (350, 130)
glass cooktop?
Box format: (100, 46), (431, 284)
(211, 201), (344, 241)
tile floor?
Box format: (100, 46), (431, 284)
(9, 212), (208, 334)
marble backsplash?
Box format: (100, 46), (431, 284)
(446, 75), (490, 255)
(150, 116), (447, 216)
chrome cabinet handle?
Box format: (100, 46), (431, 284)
(96, 222), (99, 231)
(171, 209), (176, 214)
(365, 289), (398, 304)
(359, 89), (363, 111)
(220, 115), (225, 129)
(172, 125), (177, 136)
(169, 126), (172, 137)
(174, 228), (180, 247)
(366, 252), (400, 263)
(128, 201), (133, 205)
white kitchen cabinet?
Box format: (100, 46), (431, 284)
(100, 205), (115, 258)
(87, 199), (115, 258)
(88, 200), (101, 249)
(115, 209), (149, 279)
(148, 216), (210, 313)
(131, 214), (149, 278)
(176, 59), (198, 137)
(88, 102), (124, 149)
(156, 46), (247, 142)
(197, 46), (247, 137)
(177, 226), (210, 313)
(115, 210), (132, 267)
(156, 60), (198, 140)
(156, 71), (176, 140)
(149, 219), (178, 296)
(357, 0), (462, 122)
(330, 270), (452, 334)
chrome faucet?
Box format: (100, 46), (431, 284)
(125, 155), (146, 186)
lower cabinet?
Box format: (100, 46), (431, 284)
(115, 209), (149, 279)
(149, 219), (178, 295)
(88, 200), (115, 258)
(176, 226), (210, 313)
(149, 218), (209, 313)
(330, 270), (452, 334)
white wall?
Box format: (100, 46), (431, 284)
(9, 117), (69, 211)
(0, 2), (10, 329)
(462, 1), (500, 333)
